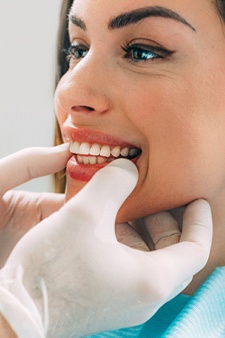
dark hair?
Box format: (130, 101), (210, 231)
(54, 0), (73, 193)
(54, 0), (225, 192)
(215, 0), (225, 19)
(55, 0), (73, 86)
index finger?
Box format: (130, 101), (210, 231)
(144, 211), (181, 249)
(143, 199), (212, 297)
(0, 144), (70, 196)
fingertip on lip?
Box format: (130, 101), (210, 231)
(55, 142), (70, 152)
(52, 143), (72, 164)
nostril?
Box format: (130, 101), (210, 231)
(85, 106), (94, 111)
(72, 106), (94, 112)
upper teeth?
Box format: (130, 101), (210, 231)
(70, 141), (139, 159)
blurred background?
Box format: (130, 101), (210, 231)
(0, 0), (62, 192)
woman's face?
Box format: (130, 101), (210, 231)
(55, 0), (225, 222)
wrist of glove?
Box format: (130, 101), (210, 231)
(0, 265), (46, 338)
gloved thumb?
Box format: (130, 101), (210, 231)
(63, 159), (138, 234)
(0, 143), (70, 195)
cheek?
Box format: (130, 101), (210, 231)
(119, 75), (190, 131)
(116, 86), (225, 221)
(54, 84), (67, 129)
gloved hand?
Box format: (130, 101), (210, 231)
(0, 144), (70, 267)
(0, 158), (212, 338)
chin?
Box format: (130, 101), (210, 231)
(64, 176), (87, 202)
(116, 193), (197, 224)
(65, 173), (199, 224)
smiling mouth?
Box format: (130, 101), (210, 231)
(70, 141), (142, 165)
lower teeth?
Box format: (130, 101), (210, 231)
(77, 155), (107, 165)
(77, 149), (141, 165)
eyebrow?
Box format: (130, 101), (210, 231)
(68, 6), (196, 33)
(109, 6), (196, 32)
(68, 13), (86, 30)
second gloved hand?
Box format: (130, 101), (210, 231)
(0, 159), (212, 338)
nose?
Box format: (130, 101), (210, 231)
(56, 55), (112, 116)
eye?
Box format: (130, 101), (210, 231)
(64, 43), (89, 62)
(122, 43), (173, 63)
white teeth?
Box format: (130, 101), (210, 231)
(70, 141), (80, 153)
(90, 143), (100, 156)
(121, 147), (129, 157)
(89, 156), (97, 165)
(97, 157), (107, 164)
(70, 141), (140, 163)
(111, 146), (120, 157)
(100, 145), (111, 157)
(79, 142), (90, 155)
(76, 155), (107, 165)
(77, 155), (83, 163)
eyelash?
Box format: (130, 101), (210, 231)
(64, 42), (173, 64)
(64, 43), (88, 62)
(121, 43), (173, 63)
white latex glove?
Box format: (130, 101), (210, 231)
(0, 144), (70, 267)
(0, 159), (212, 338)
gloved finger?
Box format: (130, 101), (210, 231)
(0, 144), (70, 196)
(115, 223), (149, 251)
(38, 192), (65, 219)
(63, 159), (138, 240)
(144, 211), (181, 249)
(142, 200), (212, 299)
(3, 190), (65, 220)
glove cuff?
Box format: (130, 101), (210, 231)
(0, 287), (45, 338)
(0, 265), (47, 338)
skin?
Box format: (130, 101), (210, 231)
(55, 0), (225, 292)
(0, 316), (17, 338)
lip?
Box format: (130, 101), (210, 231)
(63, 126), (141, 182)
(62, 126), (140, 148)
